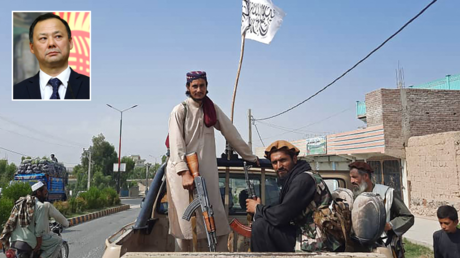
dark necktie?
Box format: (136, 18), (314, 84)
(49, 78), (61, 99)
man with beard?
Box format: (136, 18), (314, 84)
(14, 13), (90, 99)
(349, 161), (414, 257)
(166, 71), (258, 251)
(1, 182), (68, 258)
(246, 140), (339, 252)
(32, 181), (69, 258)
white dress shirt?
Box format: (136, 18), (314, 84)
(39, 66), (71, 100)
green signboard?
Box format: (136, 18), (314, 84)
(306, 136), (327, 155)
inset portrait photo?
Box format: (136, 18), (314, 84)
(12, 11), (91, 100)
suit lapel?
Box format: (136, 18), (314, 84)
(65, 68), (82, 99)
(27, 72), (41, 99)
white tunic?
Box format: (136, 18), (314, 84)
(167, 97), (257, 239)
(372, 184), (393, 239)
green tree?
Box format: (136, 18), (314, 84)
(128, 166), (146, 179)
(2, 182), (32, 202)
(92, 170), (112, 190)
(81, 134), (118, 177)
(119, 156), (135, 189)
(71, 164), (87, 193)
(74, 134), (118, 193)
(0, 160), (18, 188)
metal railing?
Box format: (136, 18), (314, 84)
(409, 74), (460, 90)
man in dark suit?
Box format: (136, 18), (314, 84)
(13, 13), (90, 100)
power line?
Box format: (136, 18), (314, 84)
(0, 146), (28, 156)
(253, 121), (265, 147)
(0, 127), (80, 149)
(257, 106), (353, 140)
(256, 120), (330, 135)
(0, 115), (85, 148)
(255, 0), (438, 121)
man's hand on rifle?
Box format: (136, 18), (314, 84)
(246, 197), (261, 214)
(179, 170), (195, 190)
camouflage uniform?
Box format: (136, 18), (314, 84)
(293, 171), (343, 252)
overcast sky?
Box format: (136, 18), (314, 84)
(0, 0), (458, 167)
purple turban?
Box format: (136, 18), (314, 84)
(186, 71), (207, 84)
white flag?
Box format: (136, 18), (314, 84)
(241, 0), (285, 44)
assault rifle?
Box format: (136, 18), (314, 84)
(182, 152), (217, 252)
(229, 161), (256, 238)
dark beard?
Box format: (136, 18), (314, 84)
(276, 170), (289, 188)
(190, 96), (204, 102)
(37, 195), (46, 202)
(277, 177), (286, 188)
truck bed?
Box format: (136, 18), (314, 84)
(121, 252), (386, 258)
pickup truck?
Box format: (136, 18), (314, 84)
(102, 157), (391, 258)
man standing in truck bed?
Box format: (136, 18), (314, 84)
(166, 71), (258, 251)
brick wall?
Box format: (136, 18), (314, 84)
(381, 89), (405, 158)
(406, 131), (460, 216)
(365, 89), (384, 127)
(406, 89), (460, 136)
(364, 88), (460, 159)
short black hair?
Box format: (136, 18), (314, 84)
(29, 13), (72, 43)
(437, 205), (458, 221)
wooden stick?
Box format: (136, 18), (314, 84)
(230, 32), (247, 122)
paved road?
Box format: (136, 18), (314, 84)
(64, 206), (140, 258)
(404, 216), (439, 250)
(1, 199), (142, 258)
(120, 197), (143, 207)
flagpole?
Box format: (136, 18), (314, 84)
(230, 31), (247, 123)
(227, 31), (246, 160)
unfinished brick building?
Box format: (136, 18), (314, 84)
(353, 75), (460, 214)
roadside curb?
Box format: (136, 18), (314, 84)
(68, 204), (130, 227)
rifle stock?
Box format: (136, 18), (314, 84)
(185, 153), (200, 178)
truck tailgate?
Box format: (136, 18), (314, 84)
(122, 252), (386, 258)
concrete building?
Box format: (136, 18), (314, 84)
(354, 74), (460, 205)
(128, 155), (146, 167)
(256, 73), (460, 214)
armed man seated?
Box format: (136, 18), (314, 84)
(349, 161), (414, 257)
(246, 140), (347, 252)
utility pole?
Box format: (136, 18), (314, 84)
(248, 109), (252, 151)
(107, 104), (138, 193)
(87, 149), (92, 190)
